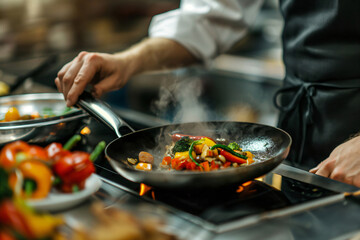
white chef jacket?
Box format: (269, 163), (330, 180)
(149, 0), (263, 65)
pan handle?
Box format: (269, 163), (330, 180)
(76, 91), (134, 138)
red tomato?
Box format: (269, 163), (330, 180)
(45, 142), (63, 159)
(45, 142), (71, 163)
(53, 151), (95, 189)
(59, 180), (86, 193)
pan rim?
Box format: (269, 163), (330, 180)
(0, 93), (87, 129)
(105, 120), (292, 176)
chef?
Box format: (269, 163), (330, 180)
(55, 0), (360, 187)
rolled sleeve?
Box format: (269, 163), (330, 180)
(149, 0), (263, 65)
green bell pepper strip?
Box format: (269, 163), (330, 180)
(63, 134), (82, 150)
(24, 179), (36, 198)
(210, 144), (248, 160)
(188, 140), (204, 168)
(90, 141), (106, 162)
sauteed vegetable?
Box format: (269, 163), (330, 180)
(129, 134), (255, 171)
(1, 166), (178, 240)
(0, 106), (74, 122)
(0, 136), (105, 199)
(0, 168), (65, 239)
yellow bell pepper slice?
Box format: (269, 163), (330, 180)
(135, 162), (152, 171)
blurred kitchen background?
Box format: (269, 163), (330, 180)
(0, 0), (284, 129)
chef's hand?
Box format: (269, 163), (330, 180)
(55, 51), (135, 107)
(310, 135), (360, 187)
(55, 38), (197, 107)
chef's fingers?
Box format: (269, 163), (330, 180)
(313, 159), (335, 178)
(91, 76), (117, 98)
(57, 61), (72, 95)
(329, 167), (346, 183)
(57, 61), (72, 79)
(309, 165), (320, 173)
(66, 59), (99, 106)
(309, 159), (326, 173)
(61, 52), (89, 100)
(54, 77), (62, 92)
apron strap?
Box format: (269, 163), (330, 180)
(273, 81), (360, 165)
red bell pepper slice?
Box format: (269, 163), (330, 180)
(210, 160), (219, 170)
(220, 149), (247, 164)
(200, 161), (210, 171)
(28, 145), (49, 162)
(0, 230), (16, 240)
(170, 158), (188, 170)
(0, 200), (34, 239)
(161, 156), (171, 165)
(0, 141), (50, 169)
(222, 162), (232, 168)
(185, 161), (197, 170)
(0, 141), (30, 169)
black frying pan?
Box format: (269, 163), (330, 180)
(77, 92), (292, 189)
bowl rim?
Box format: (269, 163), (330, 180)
(0, 93), (88, 130)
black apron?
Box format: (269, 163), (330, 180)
(275, 0), (360, 170)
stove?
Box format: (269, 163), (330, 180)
(94, 161), (338, 226)
(69, 117), (360, 237)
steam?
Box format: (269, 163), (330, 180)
(151, 76), (211, 123)
(148, 74), (256, 165)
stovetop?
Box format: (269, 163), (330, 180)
(68, 117), (356, 230)
(94, 161), (337, 225)
(49, 110), (360, 240)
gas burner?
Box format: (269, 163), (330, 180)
(136, 176), (336, 225)
(140, 180), (291, 224)
(75, 119), (341, 227)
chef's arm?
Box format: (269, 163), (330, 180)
(55, 0), (263, 106)
(122, 37), (198, 74)
(55, 37), (197, 107)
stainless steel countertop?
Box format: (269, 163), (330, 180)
(58, 164), (360, 240)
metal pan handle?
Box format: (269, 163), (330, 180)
(76, 91), (134, 138)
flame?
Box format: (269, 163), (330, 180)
(242, 181), (252, 187)
(80, 126), (91, 135)
(236, 181), (254, 193)
(139, 183), (152, 196)
(236, 186), (244, 193)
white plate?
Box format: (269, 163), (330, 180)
(27, 174), (102, 211)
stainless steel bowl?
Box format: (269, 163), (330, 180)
(0, 93), (88, 146)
